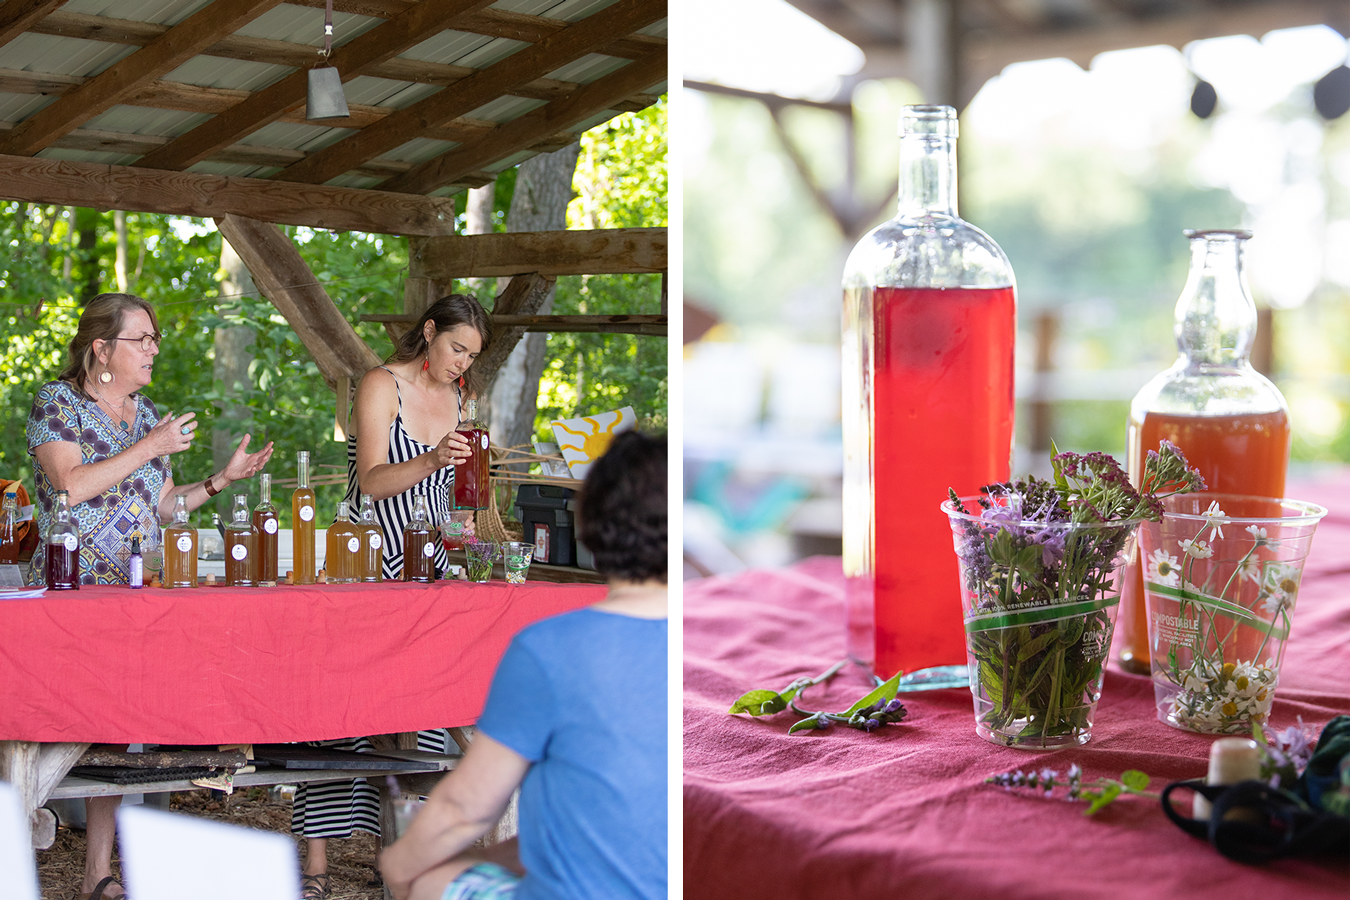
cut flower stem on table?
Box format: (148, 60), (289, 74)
(728, 660), (909, 734)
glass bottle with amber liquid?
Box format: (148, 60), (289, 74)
(164, 494), (198, 588)
(357, 493), (383, 582)
(326, 501), (359, 584)
(225, 494), (257, 587)
(453, 398), (490, 510)
(0, 490), (19, 564)
(1117, 229), (1290, 673)
(293, 451), (316, 584)
(402, 494), (435, 583)
(45, 489), (80, 590)
(253, 473), (279, 587)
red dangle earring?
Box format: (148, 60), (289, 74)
(422, 357), (430, 372)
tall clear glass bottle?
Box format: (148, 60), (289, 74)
(453, 398), (490, 510)
(225, 494), (257, 587)
(45, 490), (80, 590)
(326, 501), (359, 584)
(164, 494), (198, 589)
(0, 490), (19, 564)
(402, 494), (435, 583)
(842, 105), (1017, 680)
(357, 493), (383, 582)
(1118, 229), (1290, 673)
(293, 451), (316, 584)
(253, 473), (279, 587)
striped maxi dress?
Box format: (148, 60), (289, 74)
(290, 366), (461, 839)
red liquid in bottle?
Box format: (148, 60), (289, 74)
(45, 542), (80, 590)
(453, 426), (490, 510)
(859, 285), (1016, 678)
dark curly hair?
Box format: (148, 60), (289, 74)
(577, 431), (667, 583)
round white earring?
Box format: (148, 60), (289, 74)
(99, 371), (114, 384)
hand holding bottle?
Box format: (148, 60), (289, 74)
(433, 430), (472, 468)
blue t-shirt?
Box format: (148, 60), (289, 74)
(477, 607), (667, 900)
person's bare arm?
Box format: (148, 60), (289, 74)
(33, 411), (193, 507)
(353, 368), (468, 501)
(155, 433), (275, 522)
(379, 733), (529, 900)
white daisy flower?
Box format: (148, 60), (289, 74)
(1235, 553), (1261, 585)
(1245, 524), (1269, 546)
(1147, 547), (1181, 587)
(1200, 501), (1228, 539)
(1180, 538), (1213, 559)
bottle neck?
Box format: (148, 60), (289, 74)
(1176, 236), (1256, 366)
(259, 474), (271, 505)
(897, 135), (958, 219)
(297, 456), (310, 489)
(232, 497), (250, 524)
(174, 497), (189, 525)
(411, 496), (429, 525)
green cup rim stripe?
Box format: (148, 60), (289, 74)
(1145, 581), (1290, 641)
(964, 594), (1120, 633)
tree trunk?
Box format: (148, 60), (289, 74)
(464, 181), (494, 294)
(214, 239), (257, 516)
(113, 211), (129, 293)
(75, 207), (99, 304)
(487, 143), (580, 451)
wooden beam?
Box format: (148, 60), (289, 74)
(383, 49), (666, 194)
(135, 0), (499, 171)
(0, 0), (286, 156)
(362, 312), (667, 336)
(0, 152), (460, 235)
(469, 272), (555, 392)
(416, 228), (667, 279)
(0, 0), (67, 51)
(216, 214), (382, 389)
(277, 0), (668, 185)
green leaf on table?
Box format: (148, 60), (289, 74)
(788, 714), (826, 734)
(1120, 770), (1150, 792)
(843, 671), (903, 716)
(1016, 630), (1059, 661)
(1082, 783), (1122, 815)
(728, 690), (788, 716)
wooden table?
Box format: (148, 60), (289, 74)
(0, 578), (605, 848)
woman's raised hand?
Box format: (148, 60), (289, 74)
(145, 412), (197, 457)
(221, 434), (275, 482)
(434, 429), (472, 468)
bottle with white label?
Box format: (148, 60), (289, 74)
(402, 494), (435, 583)
(128, 536), (144, 589)
(164, 494), (198, 589)
(225, 494), (257, 587)
(252, 473), (279, 587)
(357, 493), (383, 582)
(45, 490), (80, 590)
(293, 450), (316, 585)
(326, 501), (359, 584)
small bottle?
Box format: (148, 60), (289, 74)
(453, 398), (490, 510)
(402, 494), (436, 583)
(357, 493), (383, 583)
(293, 451), (316, 585)
(253, 473), (279, 587)
(45, 489), (80, 590)
(164, 494), (198, 589)
(225, 494), (257, 587)
(128, 536), (144, 589)
(325, 501), (359, 584)
(0, 491), (19, 564)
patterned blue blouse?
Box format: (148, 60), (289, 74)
(26, 380), (171, 585)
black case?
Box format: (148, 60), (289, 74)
(516, 484), (577, 566)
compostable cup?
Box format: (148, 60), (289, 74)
(464, 538), (499, 584)
(502, 542), (535, 584)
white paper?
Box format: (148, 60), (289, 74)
(0, 782), (41, 900)
(0, 565), (28, 588)
(117, 805), (300, 900)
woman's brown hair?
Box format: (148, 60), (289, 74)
(387, 294), (493, 396)
(58, 292), (160, 399)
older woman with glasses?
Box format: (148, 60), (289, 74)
(26, 291), (272, 900)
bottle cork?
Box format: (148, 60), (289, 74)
(1194, 737), (1261, 819)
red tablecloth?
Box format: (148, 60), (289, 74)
(684, 473), (1350, 900)
(0, 580), (605, 744)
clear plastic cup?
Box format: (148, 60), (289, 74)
(502, 542), (535, 584)
(463, 538), (499, 583)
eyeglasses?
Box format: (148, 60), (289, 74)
(113, 333), (163, 352)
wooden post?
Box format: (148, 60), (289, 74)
(1030, 309), (1059, 459)
(0, 740), (89, 848)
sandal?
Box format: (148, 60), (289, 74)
(300, 873), (331, 900)
(77, 877), (125, 900)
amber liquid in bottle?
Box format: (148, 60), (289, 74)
(164, 494), (198, 588)
(453, 398), (490, 510)
(326, 501), (359, 584)
(253, 473), (279, 587)
(402, 494), (435, 583)
(293, 451), (316, 585)
(357, 493), (383, 582)
(225, 495), (257, 587)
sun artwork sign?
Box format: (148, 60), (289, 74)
(549, 407), (637, 479)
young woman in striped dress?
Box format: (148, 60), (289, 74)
(294, 294), (492, 898)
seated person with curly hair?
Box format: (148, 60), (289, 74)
(380, 430), (668, 900)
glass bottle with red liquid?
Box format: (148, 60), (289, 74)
(45, 489), (81, 590)
(1117, 229), (1289, 673)
(453, 398), (490, 510)
(842, 105), (1017, 681)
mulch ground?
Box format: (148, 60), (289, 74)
(36, 788), (385, 900)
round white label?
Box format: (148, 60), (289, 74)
(480, 434), (488, 449)
(63, 534), (77, 551)
(422, 541), (435, 558)
(231, 543), (247, 560)
(299, 505), (314, 522)
(347, 536), (360, 553)
(369, 533), (383, 550)
(264, 518), (278, 534)
(176, 535), (192, 553)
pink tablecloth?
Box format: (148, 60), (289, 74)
(684, 473), (1350, 899)
(0, 579), (605, 744)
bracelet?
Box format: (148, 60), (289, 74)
(204, 475), (220, 498)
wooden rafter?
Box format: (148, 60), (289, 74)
(0, 0), (67, 51)
(277, 0), (668, 186)
(27, 9), (664, 98)
(216, 214), (381, 389)
(415, 228), (667, 279)
(135, 0), (500, 172)
(0, 0), (286, 157)
(0, 152), (461, 236)
(382, 49), (666, 194)
(362, 312), (667, 336)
